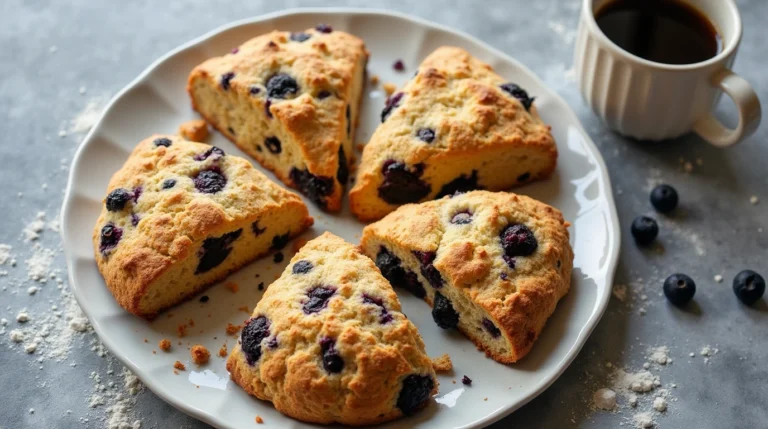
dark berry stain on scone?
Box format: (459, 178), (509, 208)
(500, 224), (538, 258)
(346, 104), (351, 136)
(337, 146), (349, 185)
(227, 126), (236, 135)
(482, 318), (501, 338)
(220, 72), (235, 91)
(267, 337), (278, 349)
(436, 170), (481, 198)
(249, 86), (261, 95)
(403, 271), (427, 299)
(319, 337), (344, 373)
(317, 90), (331, 99)
(290, 32), (311, 42)
(362, 294), (393, 324)
(375, 247), (428, 299)
(241, 315), (271, 365)
(289, 168), (334, 209)
(451, 210), (473, 225)
(130, 214), (140, 227)
(315, 23), (333, 33)
(517, 172), (531, 182)
(153, 137), (172, 147)
(413, 251), (443, 289)
(161, 179), (176, 190)
(193, 168), (227, 194)
(416, 128), (436, 143)
(292, 260), (313, 274)
(231, 47), (239, 54)
(271, 233), (290, 250)
(500, 272), (508, 280)
(500, 83), (534, 111)
(432, 291), (459, 329)
(264, 99), (272, 118)
(264, 137), (281, 154)
(503, 255), (516, 269)
(252, 221), (266, 236)
(303, 286), (336, 314)
(397, 374), (434, 415)
(195, 229), (242, 274)
(266, 73), (299, 99)
(193, 146), (225, 161)
(106, 188), (132, 212)
(99, 223), (123, 254)
(131, 186), (143, 203)
(378, 160), (430, 204)
(381, 92), (404, 122)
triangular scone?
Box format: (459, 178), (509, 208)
(349, 46), (557, 221)
(187, 26), (368, 211)
(92, 135), (313, 319)
(227, 232), (437, 426)
(360, 191), (572, 363)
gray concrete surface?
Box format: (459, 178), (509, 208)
(0, 0), (766, 427)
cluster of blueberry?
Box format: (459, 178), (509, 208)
(631, 185), (765, 307)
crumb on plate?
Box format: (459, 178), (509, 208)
(179, 119), (209, 141)
(383, 82), (397, 95)
(174, 361), (186, 371)
(159, 339), (171, 352)
(191, 345), (210, 365)
(431, 353), (453, 372)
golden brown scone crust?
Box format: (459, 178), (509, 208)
(92, 135), (313, 319)
(226, 232), (437, 426)
(350, 46), (558, 221)
(360, 191), (573, 363)
(188, 28), (368, 211)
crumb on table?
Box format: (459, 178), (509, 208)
(179, 119), (209, 141)
(369, 74), (380, 86)
(255, 415), (264, 424)
(226, 323), (242, 336)
(173, 361), (186, 371)
(431, 353), (453, 372)
(383, 82), (397, 95)
(191, 344), (210, 365)
(225, 281), (239, 293)
(238, 305), (250, 314)
(218, 344), (228, 357)
(159, 339), (171, 352)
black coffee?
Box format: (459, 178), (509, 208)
(595, 0), (722, 65)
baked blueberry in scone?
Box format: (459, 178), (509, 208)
(187, 26), (368, 211)
(360, 191), (573, 363)
(92, 135), (313, 319)
(349, 46), (558, 221)
(226, 232), (437, 425)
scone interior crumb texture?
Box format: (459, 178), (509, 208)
(92, 135), (312, 318)
(349, 46), (558, 221)
(188, 27), (368, 211)
(226, 232), (437, 426)
(361, 190), (573, 363)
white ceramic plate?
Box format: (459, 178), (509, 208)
(61, 8), (620, 429)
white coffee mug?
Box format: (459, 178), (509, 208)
(574, 0), (761, 146)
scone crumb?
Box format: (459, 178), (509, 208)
(177, 324), (188, 338)
(255, 415), (264, 424)
(226, 323), (242, 335)
(431, 354), (453, 372)
(159, 339), (171, 352)
(179, 119), (209, 141)
(383, 82), (397, 95)
(238, 306), (250, 314)
(292, 238), (309, 253)
(225, 281), (239, 293)
(370, 74), (380, 85)
(191, 345), (210, 365)
(218, 344), (228, 357)
(173, 361), (186, 371)
(356, 143), (365, 152)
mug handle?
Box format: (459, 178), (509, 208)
(693, 69), (761, 147)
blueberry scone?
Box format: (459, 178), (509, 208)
(349, 46), (557, 221)
(227, 232), (437, 425)
(360, 191), (572, 363)
(92, 135), (313, 319)
(187, 26), (368, 211)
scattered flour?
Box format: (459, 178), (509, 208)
(612, 284), (627, 302)
(0, 244), (13, 265)
(26, 244), (55, 282)
(88, 364), (144, 429)
(69, 96), (109, 135)
(714, 274), (723, 283)
(653, 396), (667, 412)
(647, 346), (671, 365)
(23, 212), (47, 241)
(593, 388), (617, 410)
(633, 412), (655, 428)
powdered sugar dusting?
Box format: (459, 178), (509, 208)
(69, 96), (110, 135)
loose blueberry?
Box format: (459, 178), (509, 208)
(362, 294), (393, 324)
(162, 179), (176, 189)
(500, 224), (538, 257)
(663, 274), (696, 306)
(413, 251), (443, 289)
(258, 282), (265, 291)
(199, 295), (209, 303)
(220, 72), (235, 91)
(271, 233), (290, 250)
(241, 316), (270, 365)
(631, 216), (659, 245)
(393, 59), (405, 71)
(650, 184), (679, 213)
(99, 223), (123, 254)
(317, 90), (331, 99)
(194, 146), (225, 161)
(153, 137), (172, 147)
(289, 168), (334, 209)
(381, 92), (404, 122)
(193, 168), (227, 194)
(461, 375), (472, 385)
(249, 86), (261, 95)
(378, 160), (430, 204)
(500, 83), (534, 111)
(517, 172), (531, 182)
(290, 32), (311, 42)
(397, 374), (434, 415)
(303, 286), (336, 314)
(292, 260), (313, 274)
(732, 270), (765, 305)
(195, 229), (242, 274)
(482, 318), (501, 338)
(315, 24), (333, 33)
(416, 128), (435, 143)
(266, 73), (299, 99)
(436, 170), (480, 198)
(319, 337), (344, 373)
(337, 146), (349, 185)
(432, 292), (459, 329)
(451, 211), (472, 225)
(273, 252), (284, 263)
(106, 188), (131, 212)
(264, 137), (281, 154)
